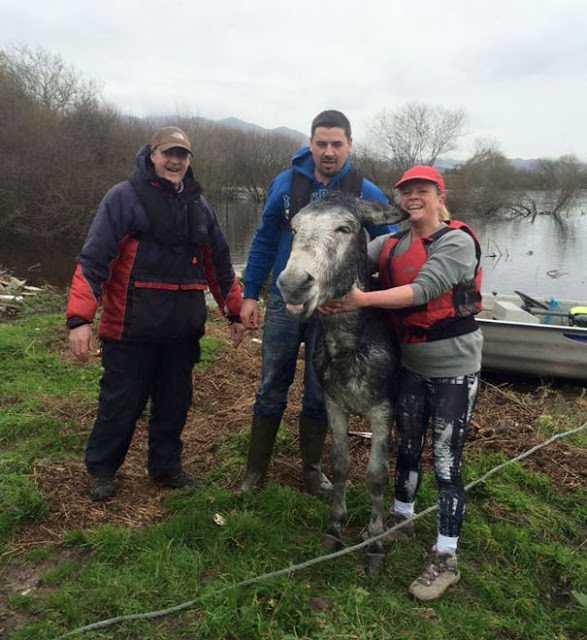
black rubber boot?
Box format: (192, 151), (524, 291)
(299, 416), (332, 497)
(89, 475), (117, 502)
(152, 470), (196, 489)
(238, 415), (281, 494)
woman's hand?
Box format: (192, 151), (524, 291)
(319, 287), (365, 315)
(320, 284), (414, 315)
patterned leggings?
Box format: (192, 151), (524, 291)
(394, 368), (480, 537)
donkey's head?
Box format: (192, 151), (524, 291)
(277, 193), (406, 319)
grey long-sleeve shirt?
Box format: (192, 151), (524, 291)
(368, 224), (483, 377)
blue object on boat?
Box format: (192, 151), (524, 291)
(543, 297), (560, 325)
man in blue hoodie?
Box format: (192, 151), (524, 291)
(239, 110), (397, 496)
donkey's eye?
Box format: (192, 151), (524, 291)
(335, 225), (352, 234)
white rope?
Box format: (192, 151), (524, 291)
(53, 421), (586, 639)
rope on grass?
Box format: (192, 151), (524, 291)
(53, 421), (586, 639)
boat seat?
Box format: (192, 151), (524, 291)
(570, 306), (587, 327)
(492, 300), (540, 323)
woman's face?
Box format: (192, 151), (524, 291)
(397, 180), (444, 225)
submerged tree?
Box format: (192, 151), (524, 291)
(508, 155), (583, 222)
(447, 139), (514, 217)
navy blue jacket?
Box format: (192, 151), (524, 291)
(66, 146), (242, 342)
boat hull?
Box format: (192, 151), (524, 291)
(478, 292), (587, 380)
(479, 318), (587, 380)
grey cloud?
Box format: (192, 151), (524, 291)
(1, 0), (586, 158)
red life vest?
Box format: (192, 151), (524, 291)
(377, 221), (483, 344)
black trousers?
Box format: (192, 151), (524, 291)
(394, 367), (480, 538)
(85, 339), (200, 478)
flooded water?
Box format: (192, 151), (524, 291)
(473, 204), (587, 302)
(1, 194), (586, 302)
(475, 217), (587, 301)
(232, 196), (587, 302)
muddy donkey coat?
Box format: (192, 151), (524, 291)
(277, 193), (406, 575)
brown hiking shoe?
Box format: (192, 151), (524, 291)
(409, 550), (460, 601)
(384, 511), (415, 543)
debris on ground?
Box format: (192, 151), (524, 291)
(0, 269), (44, 318)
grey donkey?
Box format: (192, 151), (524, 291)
(277, 193), (406, 576)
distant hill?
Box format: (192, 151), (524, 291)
(150, 114), (559, 169)
(217, 117), (307, 144)
(434, 159), (463, 171)
(509, 158), (541, 171)
(148, 114), (307, 145)
(436, 157), (543, 172)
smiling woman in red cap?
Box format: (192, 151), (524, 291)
(321, 164), (483, 601)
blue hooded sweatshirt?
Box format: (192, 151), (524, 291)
(243, 146), (396, 300)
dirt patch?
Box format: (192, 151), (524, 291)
(7, 313), (587, 555)
(0, 548), (86, 638)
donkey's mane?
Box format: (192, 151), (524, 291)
(306, 192), (362, 216)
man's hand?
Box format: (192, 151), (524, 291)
(69, 324), (93, 362)
(240, 298), (259, 330)
(230, 322), (246, 347)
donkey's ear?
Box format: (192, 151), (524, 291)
(356, 200), (408, 227)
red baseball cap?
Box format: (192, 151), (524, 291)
(394, 165), (446, 194)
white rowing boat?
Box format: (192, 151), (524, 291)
(478, 292), (587, 381)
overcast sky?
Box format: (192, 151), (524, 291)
(1, 0), (585, 160)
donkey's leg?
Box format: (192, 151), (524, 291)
(322, 396), (349, 550)
(365, 401), (392, 576)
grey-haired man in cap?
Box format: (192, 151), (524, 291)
(66, 126), (244, 501)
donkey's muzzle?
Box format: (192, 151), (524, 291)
(277, 270), (315, 304)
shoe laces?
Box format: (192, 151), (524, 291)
(417, 553), (456, 585)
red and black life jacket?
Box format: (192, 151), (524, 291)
(377, 221), (483, 344)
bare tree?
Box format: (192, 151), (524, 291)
(0, 45), (137, 240)
(447, 139), (515, 217)
(2, 44), (99, 113)
(225, 130), (299, 203)
(368, 102), (467, 171)
(351, 144), (395, 197)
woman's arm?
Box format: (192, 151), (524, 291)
(320, 230), (477, 314)
(320, 283), (415, 314)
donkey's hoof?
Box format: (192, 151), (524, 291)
(322, 532), (343, 551)
(366, 552), (385, 577)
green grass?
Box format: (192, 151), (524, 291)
(0, 313), (222, 549)
(1, 313), (585, 639)
(7, 481), (586, 639)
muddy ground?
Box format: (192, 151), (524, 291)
(10, 312), (587, 553)
(1, 312), (585, 631)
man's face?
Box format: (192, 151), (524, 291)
(310, 127), (352, 182)
(150, 147), (191, 187)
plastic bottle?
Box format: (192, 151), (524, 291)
(545, 297), (560, 325)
